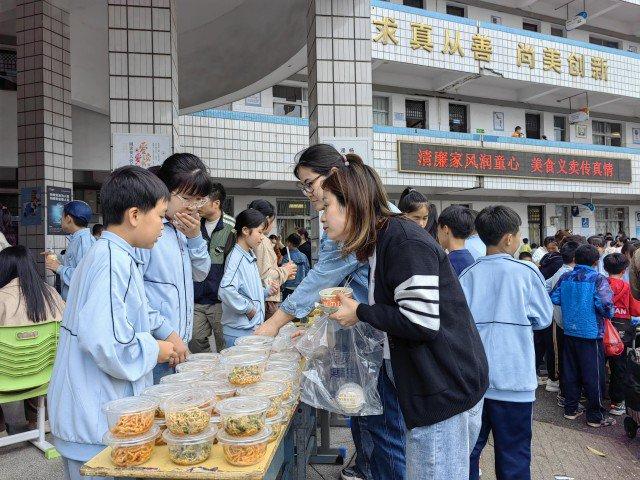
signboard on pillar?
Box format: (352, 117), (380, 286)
(19, 186), (44, 227)
(321, 137), (373, 165)
(46, 186), (72, 235)
(112, 133), (173, 170)
(398, 141), (632, 183)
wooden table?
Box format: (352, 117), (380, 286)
(81, 403), (317, 480)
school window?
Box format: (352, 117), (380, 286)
(589, 36), (620, 49)
(405, 100), (427, 129)
(403, 0), (423, 7)
(550, 26), (566, 38)
(276, 199), (311, 239)
(592, 121), (622, 147)
(522, 21), (540, 33)
(272, 85), (308, 118)
(553, 116), (566, 142)
(372, 96), (390, 126)
(0, 49), (16, 91)
(449, 103), (468, 133)
(596, 207), (628, 236)
(446, 4), (466, 17)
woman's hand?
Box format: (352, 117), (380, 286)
(174, 211), (201, 238)
(329, 293), (360, 327)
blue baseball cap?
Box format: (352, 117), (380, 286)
(63, 200), (92, 223)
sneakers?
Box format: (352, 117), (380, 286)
(564, 407), (585, 420)
(587, 417), (617, 428)
(537, 375), (549, 386)
(609, 401), (626, 416)
(341, 467), (365, 480)
(545, 379), (560, 392)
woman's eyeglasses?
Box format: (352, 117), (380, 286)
(173, 194), (208, 209)
(296, 174), (323, 194)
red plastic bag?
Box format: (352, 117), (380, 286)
(604, 318), (624, 357)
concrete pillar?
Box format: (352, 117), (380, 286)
(16, 0), (73, 273)
(108, 0), (179, 152)
(306, 0), (373, 145)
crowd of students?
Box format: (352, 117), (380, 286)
(0, 144), (638, 480)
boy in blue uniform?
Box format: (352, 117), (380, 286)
(281, 233), (310, 300)
(48, 166), (178, 480)
(44, 200), (96, 300)
(139, 154), (212, 382)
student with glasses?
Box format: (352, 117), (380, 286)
(140, 154), (213, 383)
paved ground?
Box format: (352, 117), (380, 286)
(2, 387), (640, 479)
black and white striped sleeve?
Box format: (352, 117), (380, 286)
(356, 240), (442, 342)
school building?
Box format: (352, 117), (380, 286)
(1, 0), (640, 256)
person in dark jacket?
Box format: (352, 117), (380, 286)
(324, 155), (488, 480)
(190, 182), (235, 353)
(297, 228), (312, 266)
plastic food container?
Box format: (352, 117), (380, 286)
(103, 397), (157, 438)
(237, 381), (287, 418)
(335, 382), (366, 414)
(235, 335), (274, 349)
(261, 370), (298, 400)
(186, 352), (221, 364)
(319, 287), (353, 311)
(221, 344), (271, 358)
(269, 350), (301, 364)
(218, 427), (272, 466)
(204, 370), (232, 383)
(266, 360), (299, 374)
(175, 361), (214, 374)
(163, 426), (216, 466)
(103, 425), (159, 467)
(216, 396), (269, 437)
(196, 380), (237, 412)
(162, 388), (215, 436)
(221, 352), (268, 386)
(154, 418), (167, 445)
(141, 383), (183, 418)
(281, 395), (299, 417)
(210, 415), (221, 444)
(159, 371), (205, 385)
(265, 409), (286, 443)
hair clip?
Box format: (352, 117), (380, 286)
(342, 154), (349, 166)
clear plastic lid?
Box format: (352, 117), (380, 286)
(210, 415), (221, 426)
(161, 388), (215, 414)
(269, 351), (301, 363)
(162, 425), (217, 445)
(186, 352), (221, 363)
(204, 370), (231, 383)
(282, 395), (298, 408)
(103, 424), (159, 446)
(237, 381), (286, 399)
(319, 287), (353, 298)
(154, 418), (166, 428)
(175, 362), (213, 374)
(216, 396), (270, 416)
(217, 426), (272, 445)
(141, 383), (183, 401)
(335, 382), (365, 413)
(221, 352), (268, 367)
(102, 396), (157, 416)
(261, 369), (298, 384)
(235, 335), (274, 348)
(265, 409), (285, 425)
(196, 380), (236, 397)
(266, 360), (298, 372)
(159, 371), (205, 384)
(220, 345), (270, 357)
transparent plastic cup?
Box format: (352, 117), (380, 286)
(163, 426), (217, 466)
(216, 396), (269, 437)
(103, 425), (159, 467)
(102, 397), (157, 438)
(162, 388), (215, 436)
(218, 427), (272, 466)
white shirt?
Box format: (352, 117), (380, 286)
(204, 217), (220, 238)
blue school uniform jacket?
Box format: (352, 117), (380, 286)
(138, 219), (211, 342)
(56, 227), (95, 300)
(219, 244), (270, 338)
(48, 231), (174, 462)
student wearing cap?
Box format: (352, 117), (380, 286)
(44, 200), (96, 300)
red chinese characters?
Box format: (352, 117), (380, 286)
(545, 158), (555, 174)
(494, 155), (506, 170)
(435, 151), (448, 168)
(568, 160), (580, 175)
(531, 157), (543, 173)
(417, 149), (433, 167)
(508, 156), (520, 171)
(450, 152), (463, 169)
(465, 153), (478, 169)
(479, 154), (492, 170)
(593, 162), (603, 176)
(580, 161), (591, 176)
(604, 162), (614, 177)
(558, 159), (568, 174)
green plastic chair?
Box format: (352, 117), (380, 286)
(0, 321), (60, 459)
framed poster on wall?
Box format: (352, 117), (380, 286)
(112, 133), (172, 170)
(576, 124), (587, 138)
(493, 112), (504, 131)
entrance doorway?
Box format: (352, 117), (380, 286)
(527, 205), (544, 246)
(525, 113), (541, 139)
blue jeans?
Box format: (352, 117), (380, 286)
(406, 399), (483, 480)
(152, 361), (174, 384)
(469, 399), (533, 480)
(224, 333), (240, 348)
(350, 360), (406, 480)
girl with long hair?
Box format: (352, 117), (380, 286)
(323, 157), (488, 479)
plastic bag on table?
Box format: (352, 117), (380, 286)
(297, 316), (384, 416)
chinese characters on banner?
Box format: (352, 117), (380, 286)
(373, 16), (609, 81)
(112, 133), (172, 170)
(46, 186), (72, 235)
(398, 141), (631, 183)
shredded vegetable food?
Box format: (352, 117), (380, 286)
(110, 411), (155, 437)
(110, 440), (154, 467)
(167, 442), (213, 465)
(267, 423), (283, 443)
(228, 365), (263, 386)
(222, 442), (268, 466)
(165, 407), (210, 436)
(224, 414), (265, 437)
